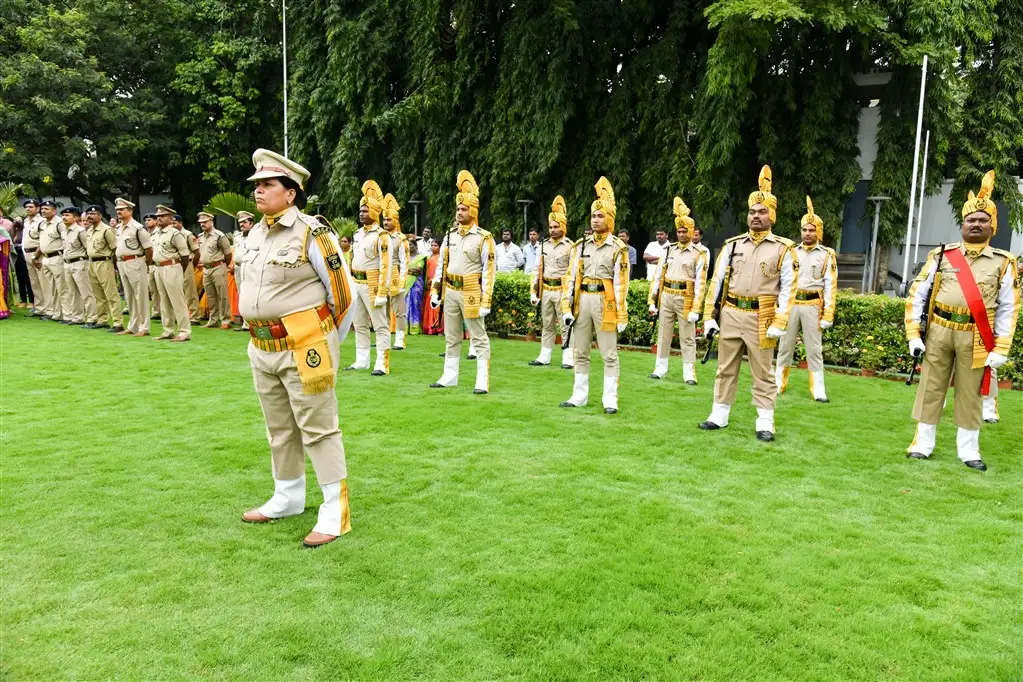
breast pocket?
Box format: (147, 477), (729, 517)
(126, 237), (140, 251)
(268, 245), (304, 282)
(463, 240), (482, 265)
(759, 258), (780, 280)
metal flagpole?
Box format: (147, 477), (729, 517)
(912, 130), (930, 265)
(864, 197), (889, 293)
(516, 199), (534, 244)
(900, 54), (928, 293)
(282, 0), (289, 157)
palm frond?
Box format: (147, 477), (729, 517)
(204, 192), (260, 222)
(0, 182), (26, 218)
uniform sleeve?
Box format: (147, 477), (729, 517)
(219, 234), (232, 257)
(138, 227), (152, 249)
(648, 252), (666, 305)
(614, 246), (629, 323)
(432, 234), (449, 298)
(172, 233), (190, 258)
(702, 244), (730, 320)
(308, 228), (355, 332)
(692, 250), (708, 317)
(530, 243), (543, 298)
(561, 243), (579, 314)
(905, 250), (938, 340)
(480, 233), (497, 309)
(992, 256), (1020, 355)
(105, 229), (117, 251)
(822, 249), (837, 323)
(773, 245), (797, 330)
(398, 237), (409, 289)
(376, 231), (391, 299)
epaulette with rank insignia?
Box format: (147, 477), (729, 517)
(775, 235), (796, 247)
(991, 247), (1013, 259)
(942, 242), (961, 252)
(724, 234), (745, 244)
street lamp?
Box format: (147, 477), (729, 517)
(864, 196), (890, 294)
(408, 200), (424, 237)
(516, 199), (534, 244)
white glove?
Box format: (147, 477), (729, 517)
(908, 338), (926, 356)
(686, 312), (699, 323)
(617, 323), (627, 334)
(820, 319), (833, 330)
(430, 293), (441, 309)
(985, 352), (1008, 369)
(562, 313), (575, 327)
(648, 304), (658, 315)
(373, 296), (387, 307)
(704, 319), (720, 334)
(479, 307), (490, 318)
(530, 294), (540, 306)
(766, 326), (785, 340)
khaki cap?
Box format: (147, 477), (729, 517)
(154, 204), (175, 217)
(197, 211), (215, 221)
(247, 148), (310, 189)
(236, 211), (255, 221)
(114, 198), (136, 210)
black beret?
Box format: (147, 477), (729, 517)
(143, 213), (156, 220)
(40, 199), (57, 208)
(22, 198), (40, 207)
(85, 204), (104, 213)
(61, 206), (81, 216)
(174, 214), (183, 221)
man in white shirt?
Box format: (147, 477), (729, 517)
(522, 228), (541, 273)
(643, 228), (669, 280)
(495, 228), (525, 272)
(416, 227), (433, 256)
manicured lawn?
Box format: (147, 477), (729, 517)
(1, 313), (1020, 680)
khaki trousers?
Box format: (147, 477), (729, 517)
(155, 265), (191, 337)
(540, 288), (567, 349)
(713, 306), (776, 409)
(443, 289), (489, 360)
(89, 260), (120, 326)
(203, 263), (230, 324)
(777, 303), (823, 371)
(149, 266), (160, 315)
(183, 262), (199, 319)
(64, 261), (96, 323)
(655, 292), (696, 363)
(42, 255), (71, 319)
(913, 324), (983, 430)
(118, 258), (150, 333)
(572, 292), (619, 376)
(28, 258), (44, 311)
(389, 292), (407, 333)
(248, 328), (346, 484)
(352, 283), (391, 351)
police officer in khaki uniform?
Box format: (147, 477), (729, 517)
(699, 166), (797, 441)
(905, 171), (1019, 471)
(648, 198), (708, 383)
(114, 198), (154, 336)
(151, 205), (192, 342)
(84, 204), (123, 331)
(197, 211), (234, 329)
(528, 196), (574, 368)
(60, 206), (96, 326)
(34, 199), (72, 322)
(144, 213), (161, 319)
(231, 210), (256, 332)
(382, 193), (410, 350)
(560, 177), (630, 413)
(776, 197), (838, 402)
(21, 199), (46, 317)
(238, 149), (356, 548)
(346, 181), (393, 374)
(173, 214), (201, 322)
(429, 170), (497, 393)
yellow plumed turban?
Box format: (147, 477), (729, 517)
(360, 180), (384, 222)
(673, 197), (694, 231)
(590, 176), (616, 231)
(549, 195), (567, 231)
(801, 196), (824, 242)
(961, 170), (997, 235)
(747, 165), (777, 224)
(383, 193), (401, 230)
(455, 170), (480, 221)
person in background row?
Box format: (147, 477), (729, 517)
(61, 206), (96, 326)
(529, 196), (574, 369)
(495, 228), (525, 272)
(230, 210), (254, 330)
(617, 229), (637, 277)
(905, 171), (1019, 472)
(416, 227), (432, 257)
(114, 198), (153, 336)
(22, 199), (46, 316)
(35, 199), (72, 322)
(198, 211), (234, 330)
(422, 239), (443, 336)
(405, 239), (426, 335)
(382, 193), (410, 350)
(346, 180), (393, 374)
(775, 197), (837, 402)
(84, 204), (123, 331)
(144, 213), (161, 320)
(643, 228), (669, 281)
(583, 226), (594, 240)
(109, 216), (119, 230)
(522, 227), (541, 274)
(339, 235), (353, 266)
(173, 214), (201, 322)
(11, 217), (34, 308)
(692, 226), (712, 278)
(152, 205), (192, 342)
(0, 227), (10, 319)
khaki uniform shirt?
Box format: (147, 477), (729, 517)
(561, 234), (630, 319)
(703, 230), (797, 328)
(86, 223), (117, 258)
(22, 215), (44, 250)
(198, 228), (232, 266)
(63, 224), (89, 259)
(794, 242), (837, 321)
(648, 241), (708, 308)
(432, 224), (497, 309)
(352, 224), (387, 272)
(530, 237), (573, 297)
(39, 216), (66, 255)
(115, 220), (152, 257)
(152, 225), (190, 263)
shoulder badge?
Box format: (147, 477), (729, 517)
(943, 242), (961, 252)
(725, 234), (745, 244)
(776, 236), (796, 247)
(325, 253), (343, 271)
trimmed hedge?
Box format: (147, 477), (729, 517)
(484, 272), (1023, 386)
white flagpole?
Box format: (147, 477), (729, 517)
(282, 0), (289, 157)
(913, 130), (930, 264)
(900, 55), (928, 293)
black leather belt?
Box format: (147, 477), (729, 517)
(65, 257), (86, 264)
(726, 295), (759, 310)
(934, 307), (973, 324)
(90, 256), (110, 262)
(543, 277), (562, 287)
(795, 290), (821, 301)
(44, 250), (64, 257)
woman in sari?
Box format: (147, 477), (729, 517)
(0, 233), (11, 319)
(421, 239), (443, 335)
(405, 240), (427, 335)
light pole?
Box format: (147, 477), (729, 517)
(408, 200), (424, 237)
(516, 199), (534, 244)
(282, 0), (289, 156)
(864, 196), (890, 294)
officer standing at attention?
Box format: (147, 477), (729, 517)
(151, 205), (193, 342)
(698, 166), (797, 441)
(197, 211), (234, 329)
(232, 210), (256, 332)
(346, 180), (393, 374)
(35, 199), (72, 322)
(238, 149), (356, 548)
(85, 204), (123, 331)
(382, 193), (410, 350)
(21, 198), (46, 317)
(528, 196), (575, 369)
(174, 214), (201, 322)
(144, 213), (161, 320)
(114, 198), (154, 336)
(61, 206), (96, 326)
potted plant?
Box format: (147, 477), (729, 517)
(493, 308), (512, 338)
(525, 311), (538, 342)
(858, 336), (885, 377)
(997, 361), (1013, 390)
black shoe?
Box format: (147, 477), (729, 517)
(60, 320), (74, 325)
(438, 352), (446, 357)
(906, 452), (930, 460)
(473, 389), (488, 395)
(698, 421), (724, 430)
(151, 314), (160, 320)
(235, 327), (248, 332)
(467, 354), (477, 360)
(371, 370), (385, 376)
(756, 430), (775, 442)
(429, 382), (448, 389)
(108, 326), (124, 333)
(562, 364), (573, 370)
(528, 360), (547, 366)
(82, 323), (96, 329)
(964, 460), (987, 471)
(685, 380), (697, 386)
(815, 397), (830, 403)
(604, 407), (618, 414)
(343, 365), (359, 372)
(393, 347), (405, 351)
(39, 315), (52, 321)
(559, 401), (579, 408)
(983, 418), (998, 424)
(648, 373), (662, 380)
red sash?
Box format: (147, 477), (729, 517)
(943, 247), (995, 396)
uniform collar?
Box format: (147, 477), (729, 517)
(267, 206), (300, 228)
(800, 241), (823, 252)
(961, 241), (993, 258)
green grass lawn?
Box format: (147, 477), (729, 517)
(2, 313), (1021, 680)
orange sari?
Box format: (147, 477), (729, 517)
(421, 253), (442, 335)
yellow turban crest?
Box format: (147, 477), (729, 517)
(747, 165), (777, 224)
(360, 180), (384, 222)
(961, 170), (997, 235)
(801, 196), (824, 242)
(383, 193), (401, 230)
(590, 176), (617, 231)
(455, 170), (480, 221)
(549, 195), (568, 232)
(673, 197), (694, 231)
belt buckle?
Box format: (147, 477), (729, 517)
(251, 325), (274, 341)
